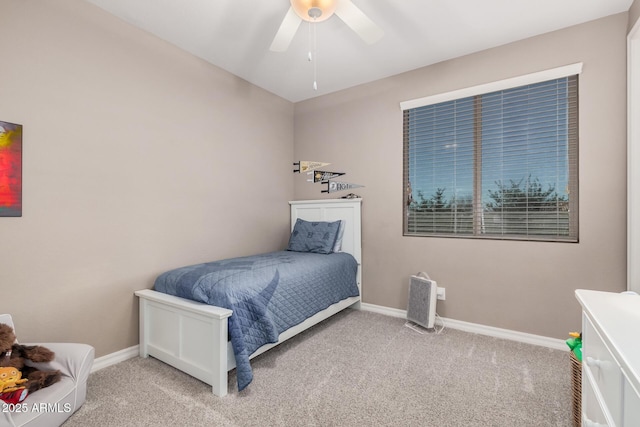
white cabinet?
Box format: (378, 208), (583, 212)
(623, 373), (640, 426)
(576, 290), (640, 427)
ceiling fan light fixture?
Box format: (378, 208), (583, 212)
(308, 7), (322, 20)
(290, 0), (336, 22)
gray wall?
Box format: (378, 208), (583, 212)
(293, 13), (629, 339)
(0, 0), (294, 356)
(630, 0), (640, 30)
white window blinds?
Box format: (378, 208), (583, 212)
(403, 68), (579, 241)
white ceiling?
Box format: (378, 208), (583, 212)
(83, 0), (633, 103)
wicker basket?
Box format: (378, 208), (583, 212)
(570, 351), (582, 427)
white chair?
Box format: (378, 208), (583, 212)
(0, 314), (94, 427)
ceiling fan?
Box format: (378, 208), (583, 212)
(270, 0), (384, 52)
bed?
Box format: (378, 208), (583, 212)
(134, 199), (362, 397)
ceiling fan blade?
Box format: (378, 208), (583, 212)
(270, 7), (303, 52)
(335, 0), (384, 45)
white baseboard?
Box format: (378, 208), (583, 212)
(360, 302), (567, 351)
(91, 345), (139, 373)
(92, 303), (566, 372)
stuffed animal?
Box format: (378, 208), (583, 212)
(0, 323), (61, 395)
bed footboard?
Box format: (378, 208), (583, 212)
(134, 289), (233, 396)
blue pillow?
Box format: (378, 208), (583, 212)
(287, 219), (341, 254)
(333, 220), (345, 252)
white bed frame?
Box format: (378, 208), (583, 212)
(134, 199), (362, 397)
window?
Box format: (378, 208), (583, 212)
(402, 65), (579, 241)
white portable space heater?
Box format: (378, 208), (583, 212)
(407, 272), (437, 329)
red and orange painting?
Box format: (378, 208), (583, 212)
(0, 121), (22, 217)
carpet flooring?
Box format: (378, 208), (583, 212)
(64, 309), (572, 426)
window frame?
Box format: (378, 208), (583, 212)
(401, 64), (581, 242)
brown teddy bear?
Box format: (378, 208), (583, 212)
(0, 323), (61, 394)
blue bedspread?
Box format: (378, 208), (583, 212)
(153, 251), (359, 391)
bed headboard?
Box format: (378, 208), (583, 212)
(289, 199), (362, 266)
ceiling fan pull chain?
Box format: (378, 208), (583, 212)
(307, 19), (313, 62)
(313, 15), (318, 90)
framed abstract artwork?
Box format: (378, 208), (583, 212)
(0, 121), (22, 217)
